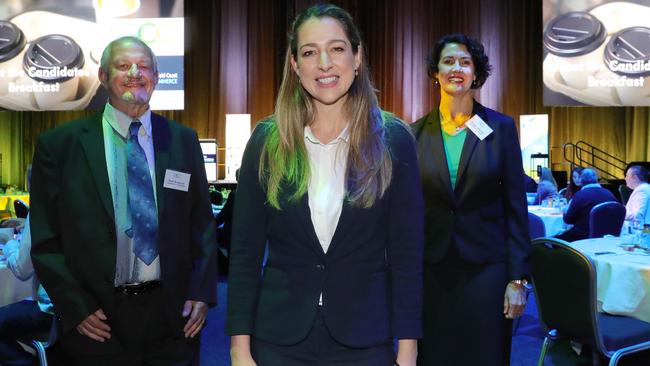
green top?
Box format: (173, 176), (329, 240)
(442, 128), (467, 189)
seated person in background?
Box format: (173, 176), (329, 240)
(535, 168), (558, 205)
(209, 186), (224, 206)
(556, 168), (617, 242)
(535, 180), (557, 205)
(539, 167), (558, 188)
(563, 166), (583, 201)
(624, 165), (650, 225)
(0, 214), (56, 365)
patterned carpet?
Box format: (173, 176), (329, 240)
(199, 280), (645, 366)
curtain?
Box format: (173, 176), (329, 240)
(1, 0), (649, 187)
(0, 116), (25, 190)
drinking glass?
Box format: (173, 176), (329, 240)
(632, 219), (643, 246)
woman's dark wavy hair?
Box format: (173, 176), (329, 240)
(426, 33), (492, 89)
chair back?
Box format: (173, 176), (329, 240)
(13, 199), (29, 218)
(618, 184), (632, 205)
(589, 201), (626, 238)
(17, 316), (60, 366)
(528, 212), (546, 239)
(531, 238), (604, 348)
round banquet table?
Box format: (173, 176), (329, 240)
(528, 205), (568, 236)
(0, 260), (32, 307)
(569, 236), (650, 322)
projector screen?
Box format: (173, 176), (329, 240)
(200, 139), (218, 183)
(0, 0), (183, 111)
(543, 0), (650, 106)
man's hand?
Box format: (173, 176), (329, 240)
(76, 309), (111, 342)
(182, 300), (208, 338)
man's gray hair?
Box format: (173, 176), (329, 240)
(99, 36), (158, 73)
(629, 165), (649, 183)
(580, 167), (599, 185)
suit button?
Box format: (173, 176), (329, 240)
(108, 230), (116, 241)
(316, 264), (325, 270)
(450, 209), (455, 214)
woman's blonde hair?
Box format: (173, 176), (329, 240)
(259, 3), (393, 209)
(539, 167), (558, 188)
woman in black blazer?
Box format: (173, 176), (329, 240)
(227, 4), (423, 366)
(411, 34), (530, 366)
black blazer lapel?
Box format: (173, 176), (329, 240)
(79, 115), (114, 220)
(417, 111), (454, 202)
(298, 194), (328, 257)
(325, 201), (353, 257)
(152, 113), (170, 218)
(455, 130), (478, 191)
(455, 101), (487, 190)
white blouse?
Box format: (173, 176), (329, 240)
(304, 125), (349, 254)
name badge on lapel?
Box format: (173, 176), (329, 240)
(465, 115), (493, 140)
(163, 170), (191, 192)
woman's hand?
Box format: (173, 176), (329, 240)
(396, 339), (417, 366)
(230, 335), (257, 366)
(503, 282), (527, 319)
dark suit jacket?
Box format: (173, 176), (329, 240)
(411, 101), (530, 279)
(226, 119), (424, 347)
(562, 185), (617, 240)
(30, 111), (218, 339)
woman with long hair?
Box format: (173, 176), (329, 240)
(563, 166), (584, 201)
(411, 33), (530, 365)
(535, 167), (559, 205)
(227, 4), (423, 365)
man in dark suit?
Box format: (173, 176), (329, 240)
(30, 36), (217, 365)
(557, 167), (617, 242)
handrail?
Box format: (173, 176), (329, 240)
(562, 141), (626, 180)
(575, 141), (627, 173)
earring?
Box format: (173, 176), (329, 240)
(472, 80), (477, 87)
(433, 79), (439, 85)
(355, 69), (358, 76)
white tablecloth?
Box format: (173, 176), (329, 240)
(528, 205), (568, 236)
(569, 237), (650, 322)
(0, 261), (32, 307)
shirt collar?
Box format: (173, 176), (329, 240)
(635, 182), (650, 190)
(582, 183), (601, 189)
(103, 102), (153, 139)
(304, 124), (350, 145)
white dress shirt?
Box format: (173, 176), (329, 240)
(102, 103), (161, 284)
(626, 182), (650, 224)
(304, 125), (349, 254)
